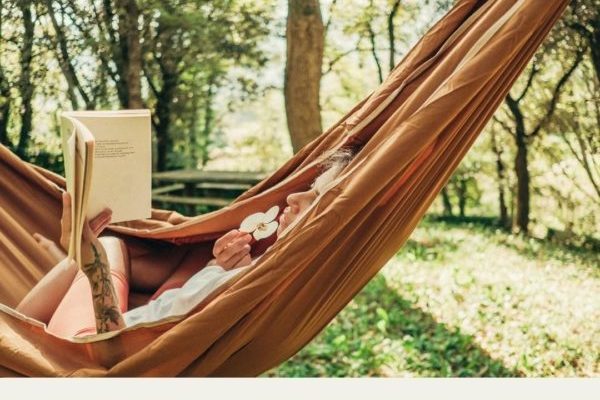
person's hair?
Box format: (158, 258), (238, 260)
(311, 147), (354, 195)
(277, 147), (355, 237)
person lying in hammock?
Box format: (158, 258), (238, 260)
(16, 148), (353, 337)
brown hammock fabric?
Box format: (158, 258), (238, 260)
(0, 0), (568, 377)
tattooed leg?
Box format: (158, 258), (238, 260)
(82, 243), (126, 333)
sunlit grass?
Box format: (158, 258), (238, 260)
(264, 217), (599, 377)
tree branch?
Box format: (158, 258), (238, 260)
(322, 46), (358, 76)
(324, 0), (338, 36)
(322, 43), (400, 77)
(516, 62), (539, 103)
(143, 64), (160, 98)
(492, 115), (516, 138)
(46, 0), (94, 109)
(387, 0), (401, 72)
(529, 49), (585, 138)
(366, 2), (383, 84)
(547, 148), (600, 205)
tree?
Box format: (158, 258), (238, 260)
(490, 125), (510, 229)
(551, 61), (600, 203)
(115, 0), (143, 108)
(565, 0), (600, 83)
(0, 0), (15, 147)
(495, 46), (584, 234)
(446, 159), (482, 218)
(43, 0), (97, 109)
(142, 0), (271, 171)
(15, 0), (35, 158)
(284, 0), (324, 154)
(440, 186), (454, 216)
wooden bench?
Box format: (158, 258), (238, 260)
(152, 169), (267, 215)
(152, 194), (231, 207)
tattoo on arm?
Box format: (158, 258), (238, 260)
(82, 243), (125, 333)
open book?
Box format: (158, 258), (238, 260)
(60, 110), (152, 267)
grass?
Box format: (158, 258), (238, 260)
(263, 216), (600, 377)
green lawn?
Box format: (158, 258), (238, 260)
(264, 217), (600, 377)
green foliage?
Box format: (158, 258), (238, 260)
(0, 0), (597, 239)
(139, 0), (274, 170)
(265, 218), (599, 377)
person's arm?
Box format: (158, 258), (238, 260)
(80, 234), (126, 333)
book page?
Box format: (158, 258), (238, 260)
(69, 110), (152, 223)
(60, 117), (77, 260)
(60, 116), (95, 266)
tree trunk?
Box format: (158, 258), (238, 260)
(514, 126), (530, 234)
(441, 186), (453, 216)
(367, 20), (383, 84)
(284, 0), (324, 154)
(457, 178), (467, 217)
(491, 129), (510, 229)
(155, 52), (178, 171)
(200, 77), (215, 168)
(16, 2), (34, 158)
(0, 92), (9, 146)
(46, 0), (93, 109)
(505, 93), (531, 234)
(155, 76), (177, 171)
(502, 51), (581, 234)
(0, 69), (10, 147)
(188, 84), (200, 170)
(387, 0), (401, 72)
(0, 0), (7, 146)
(0, 100), (9, 146)
(104, 0), (142, 109)
(117, 0), (143, 108)
(589, 19), (600, 83)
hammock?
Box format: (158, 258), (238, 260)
(0, 0), (568, 377)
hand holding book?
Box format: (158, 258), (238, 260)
(58, 191), (112, 254)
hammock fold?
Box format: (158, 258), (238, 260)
(0, 0), (568, 377)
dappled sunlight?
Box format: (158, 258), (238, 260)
(385, 221), (600, 376)
(268, 219), (599, 377)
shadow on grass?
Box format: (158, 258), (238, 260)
(271, 274), (520, 377)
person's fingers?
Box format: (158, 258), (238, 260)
(223, 245), (251, 269)
(213, 229), (243, 257)
(93, 217), (111, 237)
(221, 239), (251, 267)
(81, 217), (100, 244)
(232, 253), (252, 269)
(89, 208), (112, 236)
(219, 236), (251, 262)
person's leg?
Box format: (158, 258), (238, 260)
(16, 257), (78, 324)
(128, 241), (189, 293)
(46, 235), (131, 337)
(99, 236), (131, 284)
